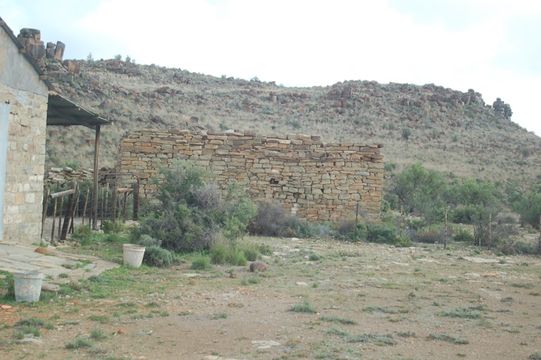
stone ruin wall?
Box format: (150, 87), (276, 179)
(118, 129), (384, 222)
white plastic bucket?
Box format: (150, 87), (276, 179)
(122, 244), (145, 268)
(14, 271), (43, 303)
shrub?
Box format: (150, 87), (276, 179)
(249, 202), (290, 237)
(143, 246), (173, 267)
(72, 225), (92, 240)
(453, 228), (474, 243)
(210, 242), (250, 265)
(395, 236), (412, 247)
(387, 163), (446, 223)
(289, 301), (316, 313)
(138, 161), (255, 252)
(366, 223), (397, 244)
(248, 201), (321, 238)
(414, 226), (444, 244)
(191, 254), (211, 270)
(515, 190), (541, 229)
(210, 243), (228, 265)
(0, 271), (15, 300)
(135, 234), (162, 247)
(336, 220), (367, 242)
(226, 248), (247, 266)
(101, 220), (125, 234)
(238, 243), (260, 262)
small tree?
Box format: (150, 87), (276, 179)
(388, 163), (446, 223)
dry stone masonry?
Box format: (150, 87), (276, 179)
(1, 24), (49, 244)
(119, 129), (384, 222)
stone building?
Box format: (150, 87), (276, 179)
(0, 18), (49, 245)
(0, 18), (109, 245)
(119, 129), (384, 222)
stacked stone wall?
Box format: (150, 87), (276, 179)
(119, 129), (383, 222)
(1, 85), (48, 244)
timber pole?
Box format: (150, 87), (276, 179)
(92, 125), (101, 230)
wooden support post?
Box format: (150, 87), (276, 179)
(51, 198), (57, 243)
(103, 184), (110, 222)
(41, 188), (49, 239)
(61, 184), (78, 240)
(111, 178), (118, 220)
(92, 125), (101, 230)
(57, 196), (64, 239)
(69, 187), (80, 234)
(123, 192), (128, 220)
(133, 179), (140, 220)
(82, 188), (90, 226)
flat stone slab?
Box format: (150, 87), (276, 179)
(0, 242), (118, 288)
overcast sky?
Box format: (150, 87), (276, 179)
(2, 0), (540, 135)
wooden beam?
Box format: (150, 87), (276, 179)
(92, 125), (101, 230)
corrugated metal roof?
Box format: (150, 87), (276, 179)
(47, 93), (110, 128)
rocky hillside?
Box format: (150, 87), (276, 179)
(45, 59), (541, 186)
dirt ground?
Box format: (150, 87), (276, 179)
(1, 236), (540, 360)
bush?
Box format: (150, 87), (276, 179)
(453, 228), (474, 243)
(138, 161), (255, 252)
(0, 271), (15, 300)
(238, 242), (260, 261)
(191, 254), (211, 270)
(515, 190), (541, 229)
(135, 234), (162, 248)
(336, 220), (367, 242)
(143, 246), (173, 267)
(414, 226), (445, 244)
(386, 164), (447, 223)
(210, 242), (252, 265)
(210, 243), (228, 264)
(249, 202), (290, 237)
(366, 223), (397, 244)
(101, 220), (125, 234)
(226, 248), (247, 266)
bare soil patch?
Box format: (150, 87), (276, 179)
(1, 237), (540, 359)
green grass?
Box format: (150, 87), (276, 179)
(88, 315), (110, 323)
(65, 336), (93, 349)
(14, 325), (40, 338)
(428, 333), (469, 345)
(308, 253), (322, 261)
(210, 313), (228, 320)
(289, 301), (316, 314)
(347, 333), (396, 346)
(325, 328), (396, 346)
(319, 316), (357, 325)
(14, 318), (54, 336)
(363, 306), (408, 314)
(240, 276), (260, 285)
(439, 306), (483, 319)
(90, 328), (107, 341)
(511, 283), (534, 289)
(396, 331), (416, 338)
